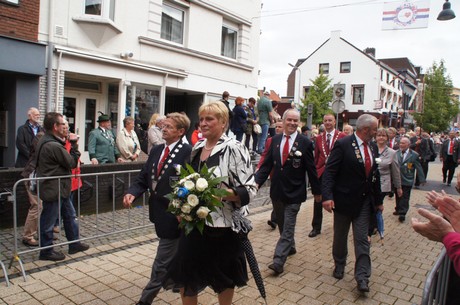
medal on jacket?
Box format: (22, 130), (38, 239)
(152, 141), (184, 190)
(322, 132), (340, 162)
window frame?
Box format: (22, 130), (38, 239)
(161, 2), (185, 45)
(221, 23), (238, 59)
(84, 0), (115, 21)
(352, 85), (365, 105)
(2, 0), (19, 4)
(340, 61), (351, 73)
(319, 63), (329, 74)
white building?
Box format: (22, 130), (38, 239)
(289, 31), (416, 128)
(37, 0), (261, 162)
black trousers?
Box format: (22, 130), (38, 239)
(311, 176), (323, 231)
(442, 155), (457, 184)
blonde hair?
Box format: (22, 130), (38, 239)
(166, 112), (191, 131)
(148, 113), (159, 128)
(199, 101), (229, 128)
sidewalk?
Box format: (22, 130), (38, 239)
(0, 161), (453, 305)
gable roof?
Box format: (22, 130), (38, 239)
(378, 57), (418, 77)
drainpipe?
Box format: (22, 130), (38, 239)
(160, 74), (168, 115)
(46, 0), (54, 112)
(55, 50), (62, 112)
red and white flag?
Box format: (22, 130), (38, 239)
(382, 0), (430, 30)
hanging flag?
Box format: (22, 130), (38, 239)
(382, 0), (430, 30)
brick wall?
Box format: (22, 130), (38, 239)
(0, 0), (40, 42)
(0, 162), (145, 229)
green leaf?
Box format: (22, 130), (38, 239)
(184, 222), (194, 236)
(196, 220), (205, 234)
(185, 163), (195, 175)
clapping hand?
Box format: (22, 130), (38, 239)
(411, 208), (454, 242)
(435, 195), (460, 232)
(426, 190), (446, 209)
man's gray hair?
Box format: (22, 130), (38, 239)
(356, 114), (377, 131)
(156, 115), (166, 123)
(282, 108), (300, 120)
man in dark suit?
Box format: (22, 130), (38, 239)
(123, 112), (192, 305)
(322, 114), (382, 293)
(15, 107), (44, 168)
(410, 127), (431, 188)
(440, 130), (460, 186)
(309, 113), (345, 238)
(255, 109), (321, 275)
(388, 127), (399, 150)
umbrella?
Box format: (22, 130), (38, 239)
(240, 232), (267, 303)
(376, 210), (384, 244)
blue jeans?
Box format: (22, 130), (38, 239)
(257, 124), (269, 153)
(234, 131), (244, 142)
(40, 196), (80, 255)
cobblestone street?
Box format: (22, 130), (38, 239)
(0, 161), (454, 304)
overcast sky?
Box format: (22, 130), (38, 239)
(257, 0), (460, 96)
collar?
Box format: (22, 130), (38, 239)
(326, 129), (335, 137)
(165, 139), (180, 152)
(283, 131), (298, 139)
(355, 133), (367, 146)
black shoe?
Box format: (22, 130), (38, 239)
(267, 220), (277, 230)
(69, 243), (89, 254)
(393, 211), (399, 215)
(399, 215), (406, 222)
(268, 263), (284, 275)
(288, 248), (297, 256)
(443, 178), (446, 184)
(447, 183), (451, 187)
(308, 229), (321, 238)
(357, 280), (370, 292)
(135, 302), (149, 305)
(39, 250), (65, 261)
(333, 266), (344, 279)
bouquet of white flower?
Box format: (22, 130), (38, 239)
(166, 163), (230, 235)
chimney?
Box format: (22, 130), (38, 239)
(364, 47), (376, 57)
(331, 30), (341, 41)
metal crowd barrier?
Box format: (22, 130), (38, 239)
(421, 248), (451, 305)
(0, 189), (12, 287)
(2, 169), (151, 284)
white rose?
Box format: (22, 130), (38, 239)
(375, 157), (382, 164)
(187, 194), (199, 207)
(181, 204), (192, 214)
(171, 199), (181, 208)
(183, 215), (193, 221)
(195, 178), (209, 192)
(295, 151), (302, 157)
(196, 206), (210, 219)
(184, 180), (195, 191)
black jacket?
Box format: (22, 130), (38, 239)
(322, 135), (382, 217)
(15, 120), (44, 168)
(126, 141), (192, 239)
(255, 133), (320, 205)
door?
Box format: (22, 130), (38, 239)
(63, 94), (99, 156)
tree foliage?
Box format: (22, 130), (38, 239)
(299, 71), (334, 125)
(413, 60), (458, 132)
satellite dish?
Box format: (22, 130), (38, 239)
(332, 100), (345, 114)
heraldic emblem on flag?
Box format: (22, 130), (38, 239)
(382, 0), (430, 30)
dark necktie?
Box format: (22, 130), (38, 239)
(157, 146), (170, 176)
(282, 135), (290, 165)
(401, 150), (407, 162)
(363, 141), (371, 177)
(326, 133), (331, 153)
